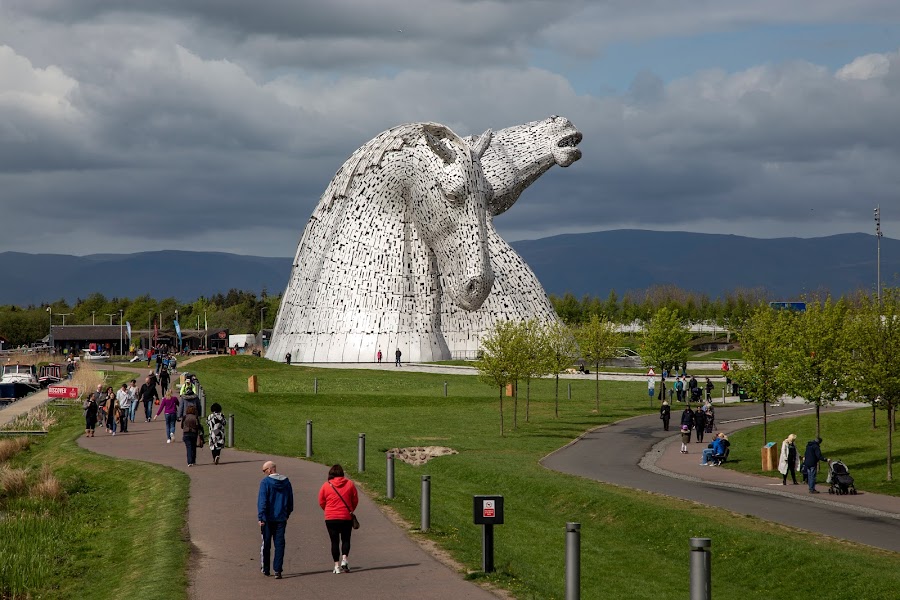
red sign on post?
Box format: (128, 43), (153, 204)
(483, 499), (495, 518)
(48, 386), (79, 399)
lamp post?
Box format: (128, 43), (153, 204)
(46, 306), (52, 350)
(91, 311), (95, 325)
(119, 309), (124, 358)
(57, 313), (72, 326)
(105, 313), (116, 325)
(875, 206), (883, 305)
(260, 307), (267, 333)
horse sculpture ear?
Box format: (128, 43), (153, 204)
(472, 129), (493, 160)
(423, 129), (456, 165)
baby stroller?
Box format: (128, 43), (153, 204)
(827, 460), (857, 495)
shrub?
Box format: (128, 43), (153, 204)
(0, 437), (31, 463)
(0, 465), (29, 497)
(30, 467), (65, 502)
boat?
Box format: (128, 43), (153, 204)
(0, 363), (40, 402)
(38, 363), (63, 387)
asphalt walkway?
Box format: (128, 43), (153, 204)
(542, 402), (900, 552)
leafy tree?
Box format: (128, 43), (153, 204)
(639, 307), (691, 380)
(729, 305), (790, 444)
(520, 319), (550, 423)
(541, 320), (578, 418)
(844, 289), (900, 480)
(574, 314), (622, 412)
(777, 297), (849, 438)
(476, 320), (529, 436)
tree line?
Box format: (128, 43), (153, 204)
(0, 290), (281, 347)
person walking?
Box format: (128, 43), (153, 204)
(258, 461), (294, 579)
(674, 376), (683, 402)
(395, 348), (402, 367)
(704, 377), (714, 402)
(779, 433), (801, 485)
(679, 425), (691, 454)
(694, 408), (707, 444)
(180, 405), (201, 467)
(159, 367), (170, 396)
(284, 352), (291, 366)
(154, 392), (180, 443)
(177, 383), (202, 421)
(83, 392), (99, 437)
(104, 387), (118, 435)
(659, 400), (671, 431)
(803, 437), (830, 493)
(680, 406), (694, 433)
(139, 375), (159, 422)
(318, 464), (359, 574)
(377, 349), (382, 363)
(127, 379), (139, 422)
(115, 383), (130, 433)
(206, 403), (227, 465)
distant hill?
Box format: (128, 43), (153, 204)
(512, 230), (900, 299)
(0, 231), (896, 305)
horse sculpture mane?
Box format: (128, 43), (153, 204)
(267, 116), (582, 363)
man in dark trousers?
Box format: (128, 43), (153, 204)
(258, 460), (294, 579)
(803, 437), (830, 494)
(138, 375), (159, 422)
(395, 348), (402, 367)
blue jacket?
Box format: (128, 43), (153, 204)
(258, 474), (294, 522)
(803, 441), (827, 469)
(711, 437), (726, 455)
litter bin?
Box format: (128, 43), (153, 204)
(761, 442), (777, 471)
(739, 387), (750, 401)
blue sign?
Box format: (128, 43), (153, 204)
(769, 302), (806, 312)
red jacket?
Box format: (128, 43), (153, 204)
(318, 477), (359, 520)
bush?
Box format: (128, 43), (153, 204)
(0, 437), (31, 463)
(0, 465), (29, 497)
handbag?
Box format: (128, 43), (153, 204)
(196, 427), (205, 448)
(329, 481), (360, 529)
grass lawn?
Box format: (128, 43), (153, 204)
(189, 357), (900, 600)
(0, 404), (189, 599)
(720, 405), (900, 496)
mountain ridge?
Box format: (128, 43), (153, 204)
(1, 231), (896, 305)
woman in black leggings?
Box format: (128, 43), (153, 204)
(318, 464), (359, 573)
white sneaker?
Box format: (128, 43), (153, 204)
(340, 559), (349, 572)
(166, 439), (171, 444)
(332, 566), (342, 574)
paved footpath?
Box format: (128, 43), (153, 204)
(78, 416), (498, 600)
(543, 402), (900, 552)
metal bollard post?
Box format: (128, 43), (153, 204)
(567, 383), (572, 400)
(421, 475), (431, 532)
(314, 377), (318, 394)
(387, 452), (395, 499)
(358, 433), (366, 473)
(566, 523), (581, 600)
(227, 414), (234, 448)
(305, 420), (313, 458)
(690, 538), (712, 600)
(444, 381), (448, 397)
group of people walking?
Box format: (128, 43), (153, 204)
(659, 400), (715, 437)
(778, 434), (830, 493)
(257, 461), (360, 579)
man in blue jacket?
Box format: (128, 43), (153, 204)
(803, 437), (830, 494)
(257, 461), (294, 579)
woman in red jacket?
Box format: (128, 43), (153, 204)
(318, 464), (359, 573)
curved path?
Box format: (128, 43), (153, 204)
(542, 403), (900, 552)
(75, 363), (497, 600)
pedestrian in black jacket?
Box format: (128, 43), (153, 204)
(694, 409), (707, 443)
(659, 401), (671, 431)
(139, 375), (160, 422)
(803, 437), (829, 494)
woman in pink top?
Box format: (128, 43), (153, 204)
(317, 464), (359, 573)
(153, 393), (180, 443)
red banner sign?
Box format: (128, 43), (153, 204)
(48, 385), (79, 399)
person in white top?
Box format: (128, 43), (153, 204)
(115, 384), (131, 433)
(127, 379), (139, 422)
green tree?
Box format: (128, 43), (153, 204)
(541, 320), (578, 418)
(729, 305), (790, 444)
(639, 307), (691, 379)
(574, 314), (622, 412)
(844, 289), (900, 480)
(777, 298), (849, 438)
(520, 319), (550, 424)
(476, 320), (529, 436)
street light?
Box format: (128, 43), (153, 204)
(57, 313), (72, 326)
(260, 307), (267, 332)
(91, 311), (95, 325)
(46, 306), (52, 350)
(105, 313), (116, 326)
(119, 309), (124, 358)
(875, 206), (883, 305)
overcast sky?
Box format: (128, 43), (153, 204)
(2, 1), (899, 257)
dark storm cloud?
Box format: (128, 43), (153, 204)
(2, 2), (900, 255)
